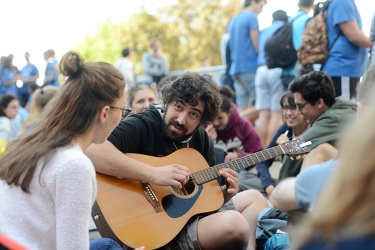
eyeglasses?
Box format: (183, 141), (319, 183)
(281, 105), (297, 112)
(296, 102), (309, 109)
(109, 105), (132, 119)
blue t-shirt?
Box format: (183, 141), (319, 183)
(323, 0), (368, 78)
(229, 11), (259, 75)
(45, 59), (60, 87)
(295, 159), (336, 212)
(0, 68), (18, 96)
(258, 20), (285, 66)
(292, 10), (312, 50)
(283, 10), (311, 76)
(20, 63), (39, 94)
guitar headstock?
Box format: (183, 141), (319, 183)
(280, 138), (311, 159)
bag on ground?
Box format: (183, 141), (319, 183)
(255, 208), (288, 250)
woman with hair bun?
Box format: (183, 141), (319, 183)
(0, 51), (135, 249)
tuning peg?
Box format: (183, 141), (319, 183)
(290, 156), (294, 160)
(302, 154), (307, 159)
(296, 155), (301, 160)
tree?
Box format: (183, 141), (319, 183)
(75, 0), (240, 75)
(163, 0), (240, 69)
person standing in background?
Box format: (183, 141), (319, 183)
(255, 10), (288, 148)
(282, 0), (314, 86)
(219, 26), (235, 92)
(142, 38), (170, 84)
(228, 0), (267, 122)
(43, 49), (60, 87)
(19, 52), (39, 108)
(0, 56), (19, 97)
(323, 0), (372, 100)
(115, 47), (135, 85)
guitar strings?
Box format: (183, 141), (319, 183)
(173, 140), (307, 191)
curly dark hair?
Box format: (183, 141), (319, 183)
(160, 71), (221, 123)
(289, 71), (336, 107)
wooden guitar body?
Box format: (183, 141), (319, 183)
(93, 148), (224, 249)
(92, 139), (311, 249)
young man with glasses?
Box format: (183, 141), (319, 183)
(86, 71), (268, 250)
(278, 71), (356, 181)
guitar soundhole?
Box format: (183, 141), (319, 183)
(169, 178), (198, 198)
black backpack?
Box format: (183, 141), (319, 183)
(264, 16), (303, 69)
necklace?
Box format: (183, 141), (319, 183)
(172, 142), (189, 151)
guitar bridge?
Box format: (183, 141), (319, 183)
(142, 181), (163, 213)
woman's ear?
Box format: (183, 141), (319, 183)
(99, 105), (110, 122)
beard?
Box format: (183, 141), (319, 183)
(162, 117), (195, 142)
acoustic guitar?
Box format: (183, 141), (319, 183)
(92, 138), (311, 249)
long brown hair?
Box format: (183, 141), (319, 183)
(0, 51), (125, 192)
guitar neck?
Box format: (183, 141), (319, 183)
(192, 145), (284, 185)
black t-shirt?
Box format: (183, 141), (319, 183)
(108, 105), (215, 166)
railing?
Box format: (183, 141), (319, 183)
(136, 65), (226, 85)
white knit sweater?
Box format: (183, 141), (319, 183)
(0, 143), (97, 250)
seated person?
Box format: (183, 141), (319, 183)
(291, 93), (375, 250)
(86, 72), (268, 250)
(127, 82), (158, 114)
(270, 64), (375, 213)
(278, 71), (356, 181)
(205, 85), (263, 191)
(205, 85), (263, 160)
(253, 91), (309, 197)
(19, 85), (60, 135)
(266, 65), (375, 250)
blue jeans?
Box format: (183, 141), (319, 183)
(232, 73), (256, 108)
(90, 238), (122, 250)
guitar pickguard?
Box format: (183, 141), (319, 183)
(162, 184), (203, 218)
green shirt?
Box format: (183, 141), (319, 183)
(279, 97), (357, 180)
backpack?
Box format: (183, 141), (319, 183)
(264, 21), (296, 69)
(298, 1), (339, 66)
(255, 208), (288, 250)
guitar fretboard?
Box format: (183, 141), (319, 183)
(192, 145), (284, 185)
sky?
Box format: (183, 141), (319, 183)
(1, 0), (374, 84)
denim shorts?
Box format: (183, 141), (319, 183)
(232, 73), (256, 108)
(255, 65), (283, 110)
